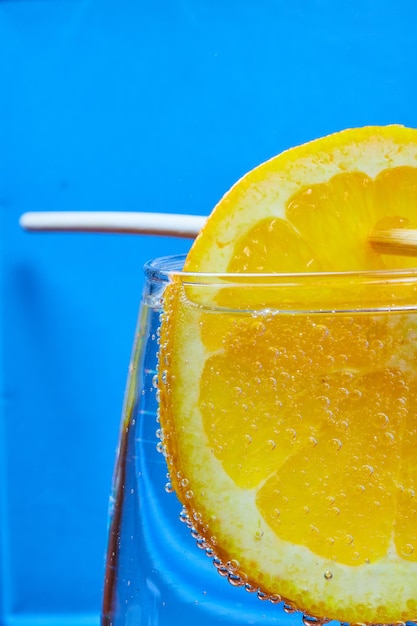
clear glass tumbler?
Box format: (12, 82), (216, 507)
(102, 254), (417, 626)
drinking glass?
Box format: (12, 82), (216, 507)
(102, 254), (417, 626)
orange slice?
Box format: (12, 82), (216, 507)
(158, 126), (417, 624)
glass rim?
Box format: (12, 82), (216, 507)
(144, 253), (417, 285)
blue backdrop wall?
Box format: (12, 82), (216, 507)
(1, 1), (417, 624)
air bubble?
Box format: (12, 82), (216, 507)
(316, 395), (330, 408)
(286, 428), (297, 441)
(303, 616), (330, 626)
(254, 529), (264, 540)
(196, 538), (207, 550)
(217, 566), (229, 578)
(152, 374), (158, 388)
(269, 594), (282, 604)
(180, 478), (189, 488)
(323, 355), (335, 367)
(328, 438), (342, 452)
(371, 339), (384, 351)
(254, 322), (266, 334)
(185, 490), (194, 499)
(402, 543), (414, 556)
(315, 324), (330, 339)
(374, 412), (389, 428)
(324, 570), (333, 580)
(227, 559), (240, 571)
(164, 482), (174, 493)
(343, 370), (356, 384)
(228, 573), (244, 587)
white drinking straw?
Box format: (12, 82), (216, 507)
(20, 213), (417, 257)
(19, 211), (207, 239)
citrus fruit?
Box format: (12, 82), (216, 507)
(158, 126), (417, 624)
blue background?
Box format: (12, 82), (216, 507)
(1, 1), (417, 624)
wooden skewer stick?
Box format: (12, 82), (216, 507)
(369, 228), (417, 257)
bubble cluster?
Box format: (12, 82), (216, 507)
(175, 506), (302, 608)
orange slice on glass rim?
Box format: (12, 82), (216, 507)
(158, 125), (417, 624)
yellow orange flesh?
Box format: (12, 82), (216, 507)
(158, 126), (417, 624)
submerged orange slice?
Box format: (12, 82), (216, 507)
(158, 126), (417, 624)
